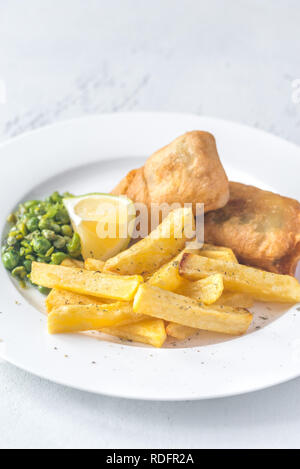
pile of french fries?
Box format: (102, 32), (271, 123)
(31, 208), (300, 348)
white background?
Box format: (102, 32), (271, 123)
(1, 0), (300, 449)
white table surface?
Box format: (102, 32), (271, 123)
(1, 0), (300, 449)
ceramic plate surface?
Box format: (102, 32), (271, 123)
(0, 112), (300, 400)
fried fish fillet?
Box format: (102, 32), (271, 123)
(205, 182), (300, 275)
(112, 131), (229, 214)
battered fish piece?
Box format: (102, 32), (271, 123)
(205, 182), (300, 275)
(112, 131), (229, 214)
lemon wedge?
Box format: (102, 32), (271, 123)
(63, 194), (136, 261)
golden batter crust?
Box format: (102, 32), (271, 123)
(112, 131), (229, 215)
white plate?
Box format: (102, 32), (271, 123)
(0, 112), (300, 401)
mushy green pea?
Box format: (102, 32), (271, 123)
(26, 217), (39, 232)
(32, 236), (52, 255)
(67, 232), (81, 257)
(2, 191), (82, 291)
(2, 250), (20, 271)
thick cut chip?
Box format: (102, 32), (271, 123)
(166, 323), (197, 340)
(104, 207), (195, 275)
(147, 254), (186, 291)
(147, 245), (201, 292)
(84, 258), (105, 271)
(61, 258), (84, 268)
(177, 274), (224, 305)
(102, 318), (167, 348)
(46, 288), (110, 313)
(215, 291), (254, 309)
(199, 247), (238, 263)
(179, 253), (300, 303)
(133, 284), (253, 335)
(48, 302), (142, 334)
(31, 262), (143, 301)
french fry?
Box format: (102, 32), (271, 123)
(166, 323), (197, 340)
(31, 262), (143, 301)
(84, 257), (153, 282)
(176, 274), (224, 305)
(147, 243), (201, 291)
(216, 291), (254, 309)
(73, 259), (85, 268)
(102, 318), (167, 348)
(48, 302), (143, 334)
(46, 288), (110, 313)
(179, 253), (300, 303)
(61, 258), (84, 268)
(104, 207), (195, 275)
(199, 248), (238, 263)
(133, 284), (253, 335)
(61, 258), (76, 268)
(148, 251), (190, 292)
(84, 258), (105, 272)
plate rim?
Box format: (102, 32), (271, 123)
(1, 110), (300, 155)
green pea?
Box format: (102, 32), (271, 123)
(55, 208), (70, 224)
(67, 233), (81, 257)
(32, 205), (45, 216)
(50, 192), (62, 203)
(61, 225), (73, 237)
(42, 229), (56, 241)
(2, 251), (20, 271)
(12, 266), (27, 279)
(64, 236), (72, 245)
(53, 224), (61, 233)
(20, 241), (32, 255)
(51, 252), (67, 265)
(45, 246), (54, 257)
(25, 230), (40, 241)
(24, 200), (38, 210)
(3, 192), (76, 290)
(38, 285), (51, 295)
(21, 239), (31, 247)
(7, 236), (18, 247)
(19, 279), (27, 289)
(53, 235), (66, 249)
(45, 205), (58, 219)
(63, 192), (73, 198)
(17, 221), (28, 236)
(40, 218), (60, 233)
(25, 254), (35, 261)
(7, 213), (17, 224)
(35, 257), (43, 263)
(26, 217), (39, 232)
(51, 221), (60, 233)
(23, 260), (32, 273)
(32, 236), (51, 255)
(38, 256), (51, 263)
(38, 218), (52, 231)
(8, 230), (18, 237)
